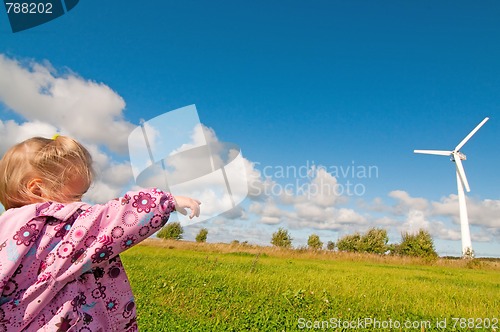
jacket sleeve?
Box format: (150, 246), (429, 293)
(49, 188), (176, 281)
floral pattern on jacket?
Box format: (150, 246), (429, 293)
(0, 188), (175, 331)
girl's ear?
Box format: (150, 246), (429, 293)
(27, 178), (43, 198)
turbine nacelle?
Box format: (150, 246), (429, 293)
(451, 151), (466, 162)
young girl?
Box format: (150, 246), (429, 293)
(0, 136), (200, 331)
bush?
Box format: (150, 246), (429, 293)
(336, 228), (389, 254)
(360, 228), (389, 254)
(271, 228), (293, 248)
(195, 228), (208, 243)
(307, 234), (323, 250)
(336, 233), (361, 252)
(157, 222), (184, 240)
(393, 229), (437, 258)
(326, 241), (335, 251)
(466, 258), (482, 269)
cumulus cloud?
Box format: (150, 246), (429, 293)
(294, 166), (348, 207)
(381, 191), (499, 243)
(84, 144), (133, 203)
(246, 164), (366, 231)
(0, 54), (136, 205)
(389, 190), (429, 215)
(0, 54), (134, 153)
(245, 161), (278, 201)
(249, 199), (290, 225)
(469, 199), (500, 227)
(432, 195), (500, 228)
(336, 208), (366, 224)
(400, 209), (430, 234)
(0, 119), (57, 153)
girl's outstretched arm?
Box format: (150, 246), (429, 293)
(37, 188), (201, 278)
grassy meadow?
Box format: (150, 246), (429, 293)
(121, 239), (500, 331)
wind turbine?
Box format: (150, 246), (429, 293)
(414, 117), (489, 258)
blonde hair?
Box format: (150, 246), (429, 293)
(0, 136), (94, 210)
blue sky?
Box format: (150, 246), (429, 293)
(0, 1), (499, 257)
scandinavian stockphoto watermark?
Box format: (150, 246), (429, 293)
(3, 0), (79, 32)
(127, 105), (248, 226)
(252, 160), (378, 199)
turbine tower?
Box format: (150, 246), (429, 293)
(414, 117), (489, 258)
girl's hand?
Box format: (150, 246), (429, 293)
(173, 196), (201, 219)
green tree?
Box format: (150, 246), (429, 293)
(271, 228), (293, 248)
(307, 234), (323, 250)
(360, 228), (389, 254)
(394, 229), (437, 258)
(326, 241), (335, 251)
(195, 228), (208, 243)
(336, 233), (361, 252)
(157, 222), (184, 240)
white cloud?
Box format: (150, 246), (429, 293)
(245, 165), (366, 232)
(294, 166), (348, 207)
(245, 161), (278, 201)
(431, 195), (459, 220)
(435, 223), (462, 241)
(389, 190), (429, 215)
(461, 198), (500, 228)
(431, 194), (500, 228)
(261, 216), (282, 225)
(249, 200), (287, 225)
(0, 54), (134, 153)
(401, 209), (430, 234)
(336, 208), (366, 224)
(383, 191), (499, 244)
(0, 119), (57, 154)
(0, 54), (137, 205)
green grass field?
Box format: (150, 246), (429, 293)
(121, 240), (500, 331)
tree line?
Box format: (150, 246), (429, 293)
(271, 227), (438, 258)
(157, 222), (438, 258)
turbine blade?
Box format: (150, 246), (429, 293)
(455, 117), (489, 151)
(454, 155), (470, 192)
(414, 150), (452, 156)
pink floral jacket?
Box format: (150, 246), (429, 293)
(0, 188), (175, 331)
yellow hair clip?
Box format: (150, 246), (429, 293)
(52, 134), (60, 140)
